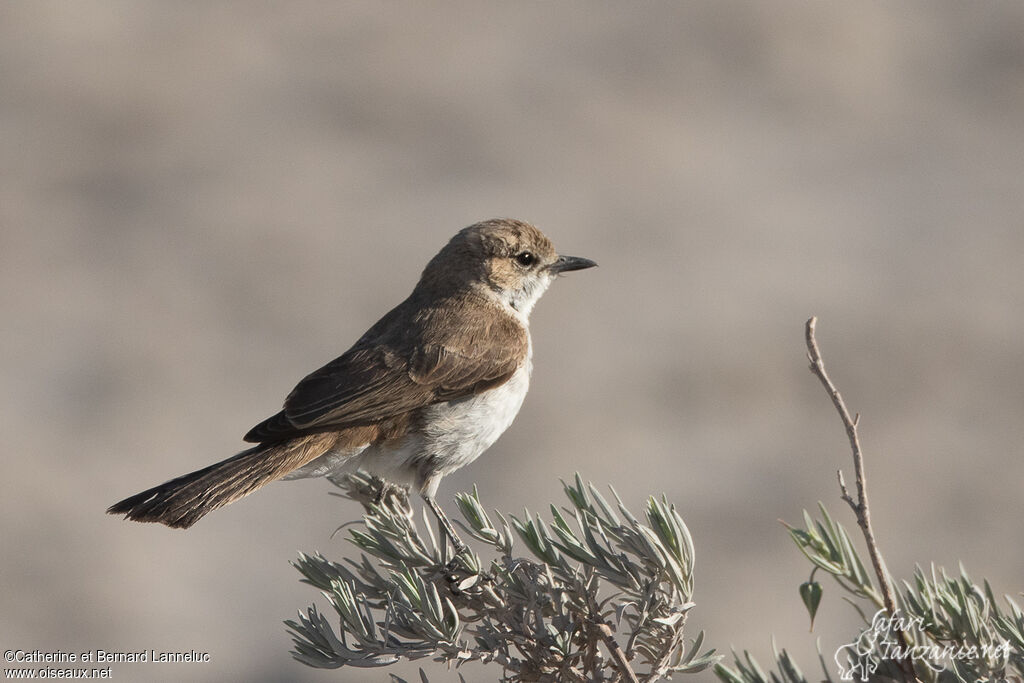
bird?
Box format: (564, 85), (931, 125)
(108, 218), (596, 553)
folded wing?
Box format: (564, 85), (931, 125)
(244, 302), (527, 443)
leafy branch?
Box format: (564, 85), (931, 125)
(287, 473), (720, 681)
(717, 318), (1023, 683)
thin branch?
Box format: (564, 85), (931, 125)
(641, 620), (687, 683)
(804, 317), (918, 682)
(836, 469), (855, 509)
(594, 619), (640, 683)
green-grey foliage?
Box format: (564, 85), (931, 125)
(287, 472), (720, 681)
(714, 641), (830, 683)
(716, 504), (1024, 683)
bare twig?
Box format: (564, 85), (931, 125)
(836, 469), (855, 509)
(804, 317), (918, 681)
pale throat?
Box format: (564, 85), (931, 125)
(492, 274), (553, 322)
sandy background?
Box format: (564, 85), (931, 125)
(3, 2), (1023, 681)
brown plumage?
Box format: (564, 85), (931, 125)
(107, 434), (340, 528)
(108, 218), (595, 533)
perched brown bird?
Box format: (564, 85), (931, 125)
(108, 218), (595, 551)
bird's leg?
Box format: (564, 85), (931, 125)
(422, 493), (467, 560)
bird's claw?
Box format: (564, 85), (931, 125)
(444, 545), (469, 576)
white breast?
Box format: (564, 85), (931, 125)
(419, 356), (532, 479)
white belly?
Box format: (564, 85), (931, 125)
(418, 360), (531, 479)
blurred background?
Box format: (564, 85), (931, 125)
(3, 2), (1023, 681)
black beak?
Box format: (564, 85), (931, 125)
(549, 255), (597, 274)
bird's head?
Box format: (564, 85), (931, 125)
(417, 218), (596, 319)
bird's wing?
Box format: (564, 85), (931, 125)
(243, 305), (527, 443)
(407, 307), (528, 400)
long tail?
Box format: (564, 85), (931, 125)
(107, 434), (337, 529)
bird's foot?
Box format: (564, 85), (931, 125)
(374, 480), (412, 517)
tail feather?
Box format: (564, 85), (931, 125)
(107, 434), (337, 529)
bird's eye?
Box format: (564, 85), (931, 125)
(514, 251), (535, 267)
